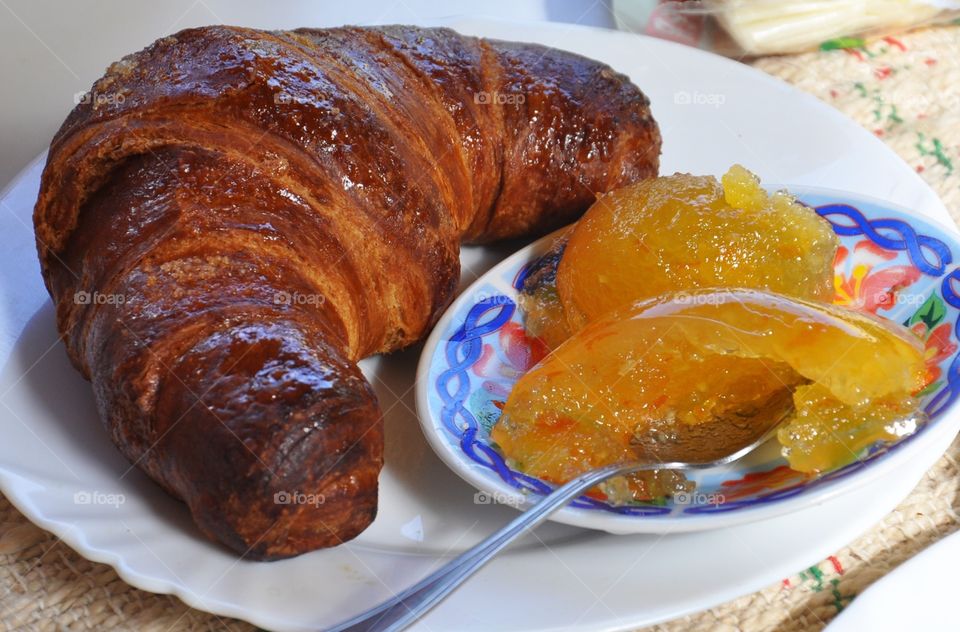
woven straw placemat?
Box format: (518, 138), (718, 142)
(2, 23), (959, 632)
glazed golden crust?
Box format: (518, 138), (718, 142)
(33, 25), (660, 559)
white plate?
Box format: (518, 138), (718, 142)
(0, 16), (953, 632)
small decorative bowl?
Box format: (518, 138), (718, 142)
(416, 186), (960, 533)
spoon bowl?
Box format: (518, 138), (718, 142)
(630, 388), (796, 465)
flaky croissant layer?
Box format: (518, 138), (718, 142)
(34, 24), (660, 559)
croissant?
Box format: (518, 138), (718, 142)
(33, 25), (660, 560)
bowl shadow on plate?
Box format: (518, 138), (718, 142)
(360, 341), (596, 554)
(4, 304), (212, 548)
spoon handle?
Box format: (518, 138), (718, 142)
(329, 461), (665, 632)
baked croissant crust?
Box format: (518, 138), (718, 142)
(33, 25), (660, 560)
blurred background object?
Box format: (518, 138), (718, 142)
(611, 0), (960, 55)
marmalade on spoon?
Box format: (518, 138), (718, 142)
(495, 166), (927, 502)
(492, 290), (926, 502)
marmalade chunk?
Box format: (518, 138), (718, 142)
(492, 289), (925, 502)
(553, 165), (839, 332)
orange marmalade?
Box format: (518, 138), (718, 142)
(495, 167), (926, 502)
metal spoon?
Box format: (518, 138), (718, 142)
(330, 398), (794, 632)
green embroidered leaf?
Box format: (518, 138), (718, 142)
(820, 37), (866, 51)
(906, 293), (946, 331)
